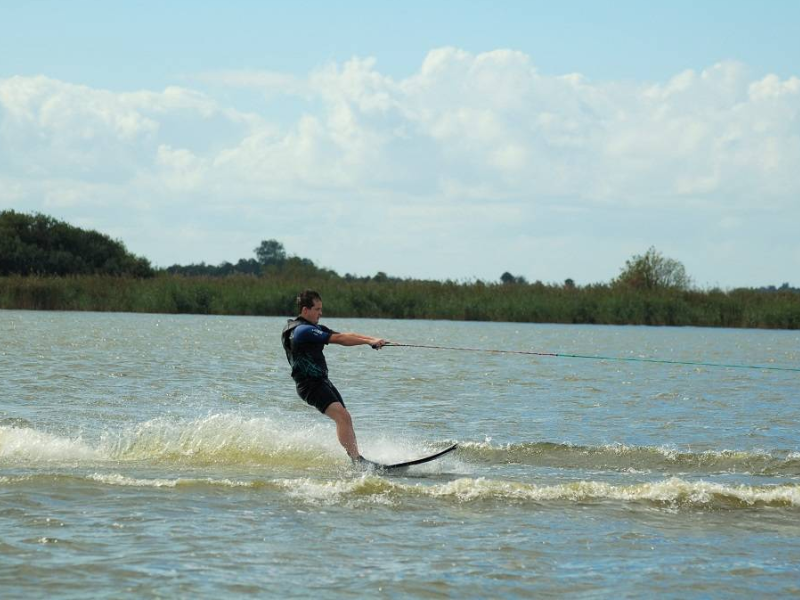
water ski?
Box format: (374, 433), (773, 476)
(356, 443), (458, 472)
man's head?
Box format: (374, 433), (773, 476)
(297, 289), (322, 324)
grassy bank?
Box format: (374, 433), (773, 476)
(0, 274), (798, 329)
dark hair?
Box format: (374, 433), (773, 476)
(297, 289), (322, 311)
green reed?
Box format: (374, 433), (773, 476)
(0, 274), (798, 329)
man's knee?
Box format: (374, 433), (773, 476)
(325, 402), (352, 425)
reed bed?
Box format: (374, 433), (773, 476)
(0, 274), (798, 329)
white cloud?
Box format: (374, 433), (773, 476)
(192, 70), (309, 102)
(1, 50), (798, 284)
(4, 54), (798, 206)
(0, 76), (160, 145)
(155, 145), (207, 192)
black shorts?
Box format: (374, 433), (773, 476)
(295, 378), (345, 414)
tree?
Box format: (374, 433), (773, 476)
(254, 240), (287, 266)
(500, 272), (528, 285)
(0, 210), (154, 277)
(614, 246), (691, 291)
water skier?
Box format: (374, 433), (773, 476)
(281, 289), (386, 462)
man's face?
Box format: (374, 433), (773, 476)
(302, 299), (323, 324)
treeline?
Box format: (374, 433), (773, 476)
(164, 239), (340, 279)
(759, 283), (800, 294)
(1, 211), (798, 328)
(1, 274), (798, 328)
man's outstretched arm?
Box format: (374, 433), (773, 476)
(329, 332), (386, 349)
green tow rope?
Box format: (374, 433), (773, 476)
(385, 343), (800, 373)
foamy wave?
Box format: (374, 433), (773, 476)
(101, 414), (341, 467)
(87, 473), (256, 489)
(88, 473), (181, 488)
(457, 440), (800, 476)
(0, 415), (344, 467)
(427, 477), (800, 508)
(279, 476), (397, 505)
(0, 426), (100, 462)
(5, 470), (797, 510)
(0, 414), (457, 469)
(279, 475), (800, 510)
(4, 418), (798, 480)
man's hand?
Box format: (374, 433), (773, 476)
(371, 338), (387, 350)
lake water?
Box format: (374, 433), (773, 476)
(1, 310), (799, 598)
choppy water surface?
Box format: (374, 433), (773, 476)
(1, 310), (799, 598)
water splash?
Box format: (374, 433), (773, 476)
(3, 418), (799, 478)
(0, 425), (99, 462)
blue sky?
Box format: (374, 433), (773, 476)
(1, 1), (799, 287)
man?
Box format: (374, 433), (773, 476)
(281, 289), (386, 461)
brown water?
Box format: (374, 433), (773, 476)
(1, 310), (799, 598)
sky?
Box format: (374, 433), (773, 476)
(1, 0), (798, 288)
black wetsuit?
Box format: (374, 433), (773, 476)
(281, 317), (344, 413)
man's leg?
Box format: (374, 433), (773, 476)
(324, 401), (360, 459)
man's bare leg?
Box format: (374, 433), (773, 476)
(324, 402), (360, 459)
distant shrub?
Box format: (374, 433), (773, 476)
(0, 210), (154, 278)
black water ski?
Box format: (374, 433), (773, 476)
(358, 443), (458, 472)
